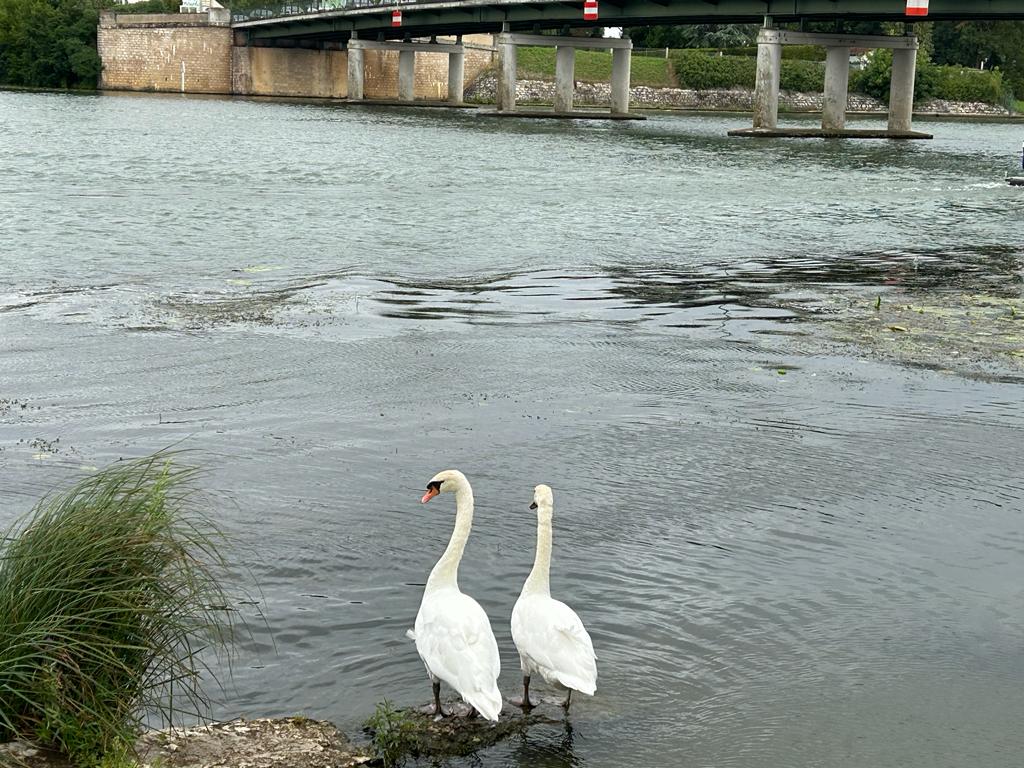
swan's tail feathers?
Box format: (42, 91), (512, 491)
(464, 686), (503, 722)
(557, 673), (597, 696)
(405, 629), (416, 641)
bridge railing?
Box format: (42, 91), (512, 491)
(230, 0), (420, 22)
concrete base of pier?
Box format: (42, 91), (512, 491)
(728, 127), (932, 140)
(482, 108), (645, 120)
(344, 99), (478, 109)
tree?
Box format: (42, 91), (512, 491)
(628, 24), (758, 50)
(932, 21), (1024, 96)
(0, 0), (105, 88)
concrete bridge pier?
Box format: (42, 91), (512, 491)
(611, 46), (631, 115)
(347, 37), (467, 105)
(494, 32), (638, 118)
(752, 28), (782, 129)
(735, 29), (929, 139)
(554, 45), (575, 112)
(822, 45), (851, 130)
(888, 46), (918, 132)
(448, 39), (465, 105)
(496, 29), (517, 112)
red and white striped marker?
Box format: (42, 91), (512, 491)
(391, 9), (402, 26)
(906, 0), (929, 16)
(583, 0), (598, 21)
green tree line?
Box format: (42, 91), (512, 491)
(0, 0), (178, 89)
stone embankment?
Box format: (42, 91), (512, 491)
(465, 75), (1012, 116)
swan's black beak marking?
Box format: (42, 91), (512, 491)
(529, 501), (538, 510)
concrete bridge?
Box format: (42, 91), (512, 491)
(231, 0), (1024, 132)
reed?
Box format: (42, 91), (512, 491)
(0, 454), (233, 766)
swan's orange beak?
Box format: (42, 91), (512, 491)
(421, 487), (440, 503)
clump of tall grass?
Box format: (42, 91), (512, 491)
(0, 454), (234, 766)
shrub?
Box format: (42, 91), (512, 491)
(364, 700), (418, 768)
(780, 59), (825, 92)
(0, 455), (233, 767)
(671, 50), (755, 89)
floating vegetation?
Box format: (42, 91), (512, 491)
(821, 290), (1024, 378)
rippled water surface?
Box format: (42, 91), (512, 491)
(2, 91), (1023, 768)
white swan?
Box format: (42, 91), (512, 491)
(511, 484), (597, 711)
(406, 469), (502, 721)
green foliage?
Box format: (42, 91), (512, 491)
(364, 700), (418, 768)
(670, 50), (755, 89)
(0, 455), (234, 767)
(516, 46), (672, 87)
(628, 23), (758, 50)
(0, 0), (107, 88)
(115, 0), (181, 12)
(780, 59), (825, 93)
(851, 49), (1006, 105)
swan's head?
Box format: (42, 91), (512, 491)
(530, 484), (554, 511)
(421, 469), (468, 503)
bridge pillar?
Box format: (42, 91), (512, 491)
(448, 49), (465, 104)
(347, 40), (364, 101)
(611, 46), (631, 115)
(822, 46), (850, 130)
(398, 49), (416, 102)
(496, 33), (517, 112)
(753, 29), (781, 130)
(888, 44), (918, 133)
(554, 46), (575, 113)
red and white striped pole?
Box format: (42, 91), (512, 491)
(905, 0), (929, 17)
(583, 0), (598, 21)
(391, 9), (402, 26)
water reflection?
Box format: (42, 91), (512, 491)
(506, 721), (583, 768)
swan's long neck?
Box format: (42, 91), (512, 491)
(426, 485), (474, 591)
(521, 504), (553, 597)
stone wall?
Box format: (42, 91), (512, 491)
(232, 47), (348, 99)
(98, 10), (232, 94)
(465, 76), (1011, 116)
(99, 18), (495, 102)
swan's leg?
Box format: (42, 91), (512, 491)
(516, 675), (535, 710)
(432, 681), (445, 717)
(562, 689), (572, 712)
(466, 707), (479, 720)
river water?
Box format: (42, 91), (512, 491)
(1, 90), (1023, 768)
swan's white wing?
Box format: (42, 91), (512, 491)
(415, 589), (503, 720)
(511, 595), (597, 695)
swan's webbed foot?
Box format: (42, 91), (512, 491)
(466, 707), (479, 720)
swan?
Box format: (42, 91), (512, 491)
(511, 484), (597, 711)
(406, 469), (502, 721)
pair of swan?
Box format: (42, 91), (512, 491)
(406, 469), (597, 723)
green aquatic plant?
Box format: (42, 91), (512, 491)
(0, 454), (234, 767)
(364, 700), (418, 767)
